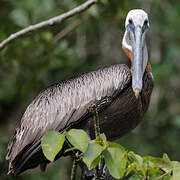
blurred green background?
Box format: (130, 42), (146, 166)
(0, 0), (180, 179)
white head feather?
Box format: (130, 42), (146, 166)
(122, 9), (149, 52)
(125, 9), (149, 28)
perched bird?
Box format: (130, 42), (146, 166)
(6, 9), (154, 176)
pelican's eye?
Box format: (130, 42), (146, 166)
(142, 19), (149, 33)
(144, 19), (148, 26)
(129, 18), (133, 25)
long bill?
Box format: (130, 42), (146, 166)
(130, 26), (144, 98)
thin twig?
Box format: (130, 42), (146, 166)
(99, 156), (105, 177)
(71, 158), (77, 180)
(92, 105), (101, 142)
(0, 0), (99, 50)
(92, 105), (102, 179)
(71, 152), (79, 180)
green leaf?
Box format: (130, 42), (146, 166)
(163, 153), (171, 162)
(64, 147), (77, 154)
(108, 142), (126, 152)
(66, 129), (88, 153)
(104, 147), (127, 179)
(99, 133), (107, 144)
(90, 156), (101, 170)
(144, 156), (172, 173)
(41, 131), (65, 162)
(172, 161), (180, 180)
(100, 133), (109, 149)
(126, 162), (137, 176)
(83, 142), (104, 170)
(92, 133), (108, 149)
(129, 151), (143, 169)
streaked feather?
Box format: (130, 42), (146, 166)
(6, 64), (132, 175)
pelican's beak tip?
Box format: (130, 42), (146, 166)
(135, 90), (139, 99)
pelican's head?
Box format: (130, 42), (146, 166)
(122, 9), (150, 98)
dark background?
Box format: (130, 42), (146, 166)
(0, 0), (180, 179)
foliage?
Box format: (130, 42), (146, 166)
(66, 129), (88, 153)
(41, 131), (65, 162)
(42, 129), (180, 179)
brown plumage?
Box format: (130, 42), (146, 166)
(6, 9), (154, 177)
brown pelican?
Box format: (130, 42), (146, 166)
(6, 9), (154, 176)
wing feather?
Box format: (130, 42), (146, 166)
(6, 64), (131, 173)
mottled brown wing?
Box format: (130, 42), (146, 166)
(6, 64), (131, 175)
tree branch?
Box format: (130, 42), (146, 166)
(92, 105), (103, 180)
(92, 105), (101, 142)
(71, 152), (79, 180)
(0, 0), (99, 50)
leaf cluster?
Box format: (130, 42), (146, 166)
(41, 129), (180, 179)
